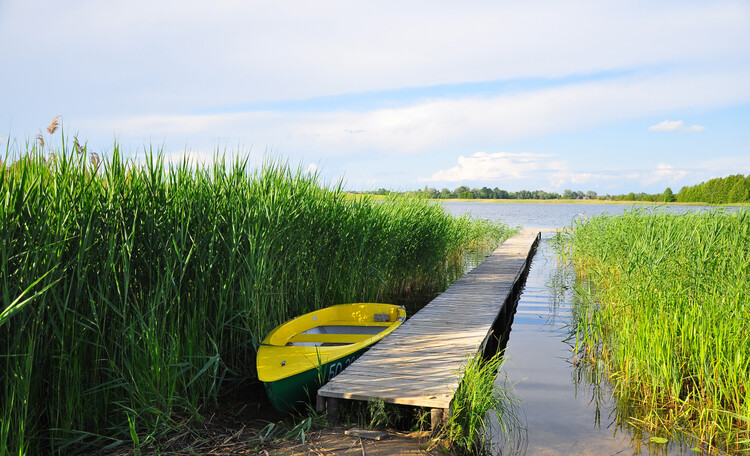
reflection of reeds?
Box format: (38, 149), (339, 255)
(560, 209), (750, 453)
(0, 140), (514, 455)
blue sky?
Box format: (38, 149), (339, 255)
(2, 1), (749, 194)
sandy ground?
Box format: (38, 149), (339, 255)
(95, 424), (446, 456)
(266, 427), (444, 456)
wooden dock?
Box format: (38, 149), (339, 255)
(316, 229), (541, 426)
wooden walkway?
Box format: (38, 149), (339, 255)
(317, 229), (541, 425)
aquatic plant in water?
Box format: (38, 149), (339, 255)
(447, 351), (525, 455)
(558, 209), (750, 453)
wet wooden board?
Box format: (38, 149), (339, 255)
(317, 229), (540, 412)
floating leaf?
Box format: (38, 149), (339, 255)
(650, 436), (668, 444)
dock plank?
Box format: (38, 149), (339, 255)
(317, 229), (540, 412)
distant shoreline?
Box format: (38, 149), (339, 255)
(349, 194), (748, 206)
(434, 199), (717, 206)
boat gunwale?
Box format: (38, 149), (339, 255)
(257, 303), (405, 383)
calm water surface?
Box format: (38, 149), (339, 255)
(439, 200), (723, 229)
(440, 202), (727, 455)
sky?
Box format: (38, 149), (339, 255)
(2, 1), (749, 195)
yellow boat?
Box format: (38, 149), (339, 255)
(256, 303), (406, 412)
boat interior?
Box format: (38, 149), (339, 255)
(287, 323), (391, 347)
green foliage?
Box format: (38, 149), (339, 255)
(559, 209), (750, 453)
(677, 174), (750, 204)
(362, 185), (572, 200)
(613, 191), (664, 202)
(662, 187), (675, 202)
(0, 143), (514, 455)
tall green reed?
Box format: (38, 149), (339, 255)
(0, 142), (511, 455)
(447, 351), (524, 455)
(558, 209), (750, 452)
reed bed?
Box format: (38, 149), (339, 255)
(0, 143), (514, 455)
(559, 209), (750, 452)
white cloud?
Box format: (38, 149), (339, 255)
(628, 163), (689, 185)
(305, 163), (319, 174)
(548, 171), (622, 188)
(419, 152), (565, 182)
(493, 163), (694, 191)
(1, 1), (747, 195)
(160, 148), (218, 167)
(421, 157), (697, 192)
(648, 120), (705, 132)
(84, 67), (750, 160)
(2, 1), (749, 117)
(306, 68), (749, 153)
(654, 163), (690, 181)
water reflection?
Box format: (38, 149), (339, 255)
(488, 235), (707, 455)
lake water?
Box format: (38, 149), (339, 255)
(439, 202), (728, 456)
(438, 200), (724, 230)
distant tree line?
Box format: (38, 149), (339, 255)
(610, 189), (675, 203)
(610, 175), (750, 203)
(359, 174), (750, 204)
(676, 174), (750, 204)
(366, 186), (600, 200)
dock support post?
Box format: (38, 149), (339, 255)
(430, 408), (446, 434)
(326, 398), (339, 423)
(317, 395), (340, 423)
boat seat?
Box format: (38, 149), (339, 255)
(325, 320), (393, 327)
(288, 333), (373, 344)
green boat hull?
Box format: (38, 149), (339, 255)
(263, 346), (370, 413)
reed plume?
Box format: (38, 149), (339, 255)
(47, 115), (61, 135)
(74, 136), (84, 155)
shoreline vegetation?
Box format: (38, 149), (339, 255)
(0, 139), (515, 455)
(351, 194), (744, 206)
(356, 173), (750, 205)
(559, 209), (750, 453)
